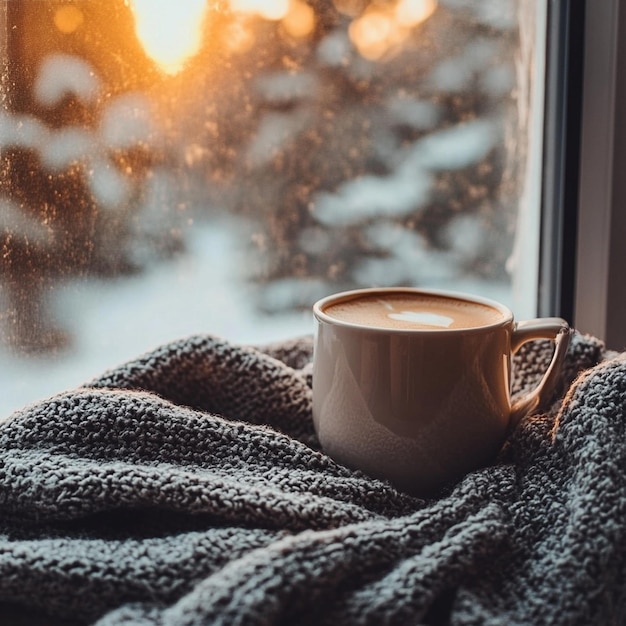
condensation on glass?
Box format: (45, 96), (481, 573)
(0, 0), (545, 415)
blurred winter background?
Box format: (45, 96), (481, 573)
(0, 0), (543, 417)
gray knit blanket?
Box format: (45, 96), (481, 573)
(1, 331), (625, 625)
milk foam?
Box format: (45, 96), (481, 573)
(323, 293), (504, 330)
(388, 311), (454, 328)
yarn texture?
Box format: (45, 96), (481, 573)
(0, 332), (625, 625)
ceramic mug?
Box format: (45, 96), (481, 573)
(312, 287), (571, 496)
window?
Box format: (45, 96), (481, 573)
(2, 0), (549, 416)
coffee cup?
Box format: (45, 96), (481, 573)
(312, 287), (571, 496)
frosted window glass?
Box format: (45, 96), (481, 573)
(0, 0), (545, 415)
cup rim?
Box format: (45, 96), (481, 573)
(313, 287), (514, 334)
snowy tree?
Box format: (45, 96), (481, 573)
(178, 0), (522, 312)
(0, 1), (184, 352)
(1, 0), (526, 349)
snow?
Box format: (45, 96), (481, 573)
(439, 0), (516, 30)
(386, 97), (441, 131)
(128, 170), (185, 266)
(311, 118), (497, 228)
(317, 31), (352, 67)
(481, 64), (515, 97)
(255, 277), (331, 313)
(0, 8), (527, 422)
(474, 1), (516, 30)
(0, 112), (46, 149)
(427, 58), (474, 92)
(316, 29), (374, 82)
(2, 83), (160, 212)
(354, 223), (461, 285)
(298, 226), (332, 255)
(34, 54), (101, 107)
(4, 115), (83, 174)
(0, 197), (53, 245)
(401, 118), (498, 172)
(444, 214), (488, 260)
(0, 218), (314, 421)
(312, 170), (432, 226)
(40, 126), (91, 170)
(254, 71), (319, 105)
(244, 109), (312, 167)
(426, 40), (500, 93)
(0, 210), (512, 421)
(88, 158), (134, 208)
(99, 93), (155, 149)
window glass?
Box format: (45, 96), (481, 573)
(0, 0), (546, 416)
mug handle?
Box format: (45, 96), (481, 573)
(509, 317), (572, 429)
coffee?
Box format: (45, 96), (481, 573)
(322, 292), (504, 330)
(313, 287), (571, 494)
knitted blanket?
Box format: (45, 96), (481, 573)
(1, 332), (625, 625)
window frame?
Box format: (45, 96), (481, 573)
(573, 0), (626, 350)
(538, 0), (585, 323)
(541, 0), (626, 350)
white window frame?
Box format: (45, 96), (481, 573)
(574, 0), (626, 350)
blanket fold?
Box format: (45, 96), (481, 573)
(0, 331), (625, 625)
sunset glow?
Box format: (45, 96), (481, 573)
(282, 0), (316, 38)
(350, 0), (437, 60)
(128, 0), (433, 71)
(229, 0), (290, 21)
(54, 5), (85, 34)
(396, 0), (437, 27)
(130, 0), (207, 75)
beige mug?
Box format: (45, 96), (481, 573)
(312, 287), (571, 496)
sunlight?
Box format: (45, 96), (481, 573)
(395, 0), (437, 27)
(229, 0), (290, 21)
(54, 5), (85, 34)
(282, 0), (316, 39)
(349, 11), (394, 60)
(130, 0), (207, 75)
(349, 0), (438, 60)
(226, 20), (257, 53)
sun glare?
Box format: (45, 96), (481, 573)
(349, 11), (393, 60)
(229, 0), (290, 21)
(130, 0), (207, 75)
(395, 0), (437, 27)
(282, 0), (316, 38)
(350, 0), (437, 60)
(54, 5), (85, 34)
